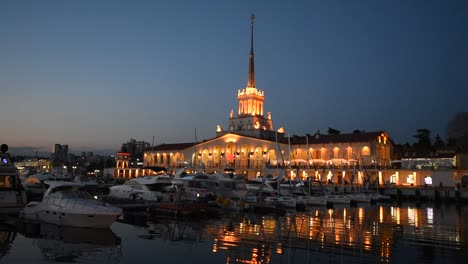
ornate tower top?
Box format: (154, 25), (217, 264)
(220, 13), (274, 137)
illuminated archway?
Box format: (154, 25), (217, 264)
(213, 145), (221, 168)
(225, 142), (236, 167)
(240, 144), (249, 168)
(251, 147), (263, 169)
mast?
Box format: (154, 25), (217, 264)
(287, 134), (293, 192)
(306, 135), (311, 196)
(275, 130), (280, 197)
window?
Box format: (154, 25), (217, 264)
(0, 175), (14, 189)
(407, 174), (414, 184)
(361, 146), (370, 156)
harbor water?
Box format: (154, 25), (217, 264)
(1, 203), (467, 263)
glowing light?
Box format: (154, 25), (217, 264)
(408, 207), (415, 225)
(425, 176), (432, 185)
(427, 207), (433, 225)
(379, 206), (384, 223)
(407, 174), (414, 184)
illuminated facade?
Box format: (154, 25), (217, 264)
(114, 152), (166, 179)
(143, 14), (394, 181)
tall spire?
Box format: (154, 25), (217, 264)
(247, 13), (255, 88)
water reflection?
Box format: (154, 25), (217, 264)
(0, 224), (16, 261)
(2, 204), (467, 263)
(204, 205), (467, 263)
(19, 222), (122, 263)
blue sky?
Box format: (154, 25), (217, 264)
(1, 0), (467, 155)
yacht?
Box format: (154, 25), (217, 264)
(0, 144), (27, 216)
(211, 172), (248, 200)
(22, 173), (76, 201)
(171, 168), (217, 201)
(245, 178), (277, 194)
(108, 175), (172, 201)
(21, 181), (122, 228)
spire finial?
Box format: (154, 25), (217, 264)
(247, 13), (255, 87)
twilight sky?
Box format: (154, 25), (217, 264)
(1, 0), (467, 155)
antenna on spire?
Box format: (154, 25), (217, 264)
(247, 13), (256, 87)
(250, 13), (255, 54)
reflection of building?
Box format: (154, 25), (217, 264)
(206, 206), (465, 264)
(143, 15), (393, 180)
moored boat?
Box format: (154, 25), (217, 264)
(0, 144), (27, 216)
(108, 175), (172, 201)
(21, 181), (122, 228)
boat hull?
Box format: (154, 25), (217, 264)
(22, 209), (120, 228)
(297, 196), (327, 206)
(21, 198), (122, 228)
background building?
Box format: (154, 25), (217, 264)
(51, 144), (68, 165)
(121, 139), (150, 160)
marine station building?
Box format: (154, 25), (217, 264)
(115, 15), (465, 188)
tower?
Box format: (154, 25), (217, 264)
(225, 14), (274, 137)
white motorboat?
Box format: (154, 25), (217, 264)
(171, 169), (217, 201)
(0, 144), (27, 215)
(22, 173), (74, 200)
(108, 175), (172, 201)
(296, 195), (327, 206)
(21, 181), (122, 228)
(245, 178), (277, 194)
(211, 172), (248, 200)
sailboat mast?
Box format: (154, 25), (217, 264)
(306, 135), (311, 196)
(341, 149), (345, 193)
(287, 134), (293, 191)
(275, 130), (280, 197)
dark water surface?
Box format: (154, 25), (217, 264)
(1, 203), (467, 263)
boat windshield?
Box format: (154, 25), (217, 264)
(49, 189), (94, 199)
(146, 183), (172, 192)
(188, 180), (217, 190)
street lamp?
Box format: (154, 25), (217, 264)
(72, 166), (77, 177)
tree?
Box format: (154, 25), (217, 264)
(413, 128), (432, 152)
(327, 127), (341, 135)
(353, 129), (363, 134)
(433, 134), (445, 150)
